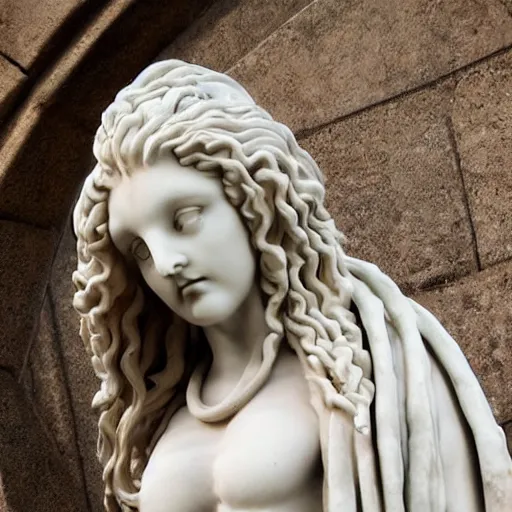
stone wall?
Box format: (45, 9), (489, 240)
(1, 0), (511, 510)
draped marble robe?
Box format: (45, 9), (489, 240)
(311, 256), (512, 512)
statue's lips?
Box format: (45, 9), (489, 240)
(180, 277), (207, 294)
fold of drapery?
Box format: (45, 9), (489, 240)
(314, 257), (512, 511)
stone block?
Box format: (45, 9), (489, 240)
(159, 0), (312, 71)
(0, 0), (86, 70)
(0, 56), (25, 121)
(452, 50), (512, 268)
(22, 297), (88, 509)
(0, 116), (94, 229)
(414, 260), (512, 424)
(301, 83), (476, 292)
(0, 221), (56, 374)
(230, 0), (512, 132)
(48, 225), (103, 511)
(0, 369), (88, 512)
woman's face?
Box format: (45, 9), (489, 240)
(108, 157), (257, 326)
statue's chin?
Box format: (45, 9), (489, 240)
(180, 287), (241, 328)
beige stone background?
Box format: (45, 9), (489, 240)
(0, 0), (511, 510)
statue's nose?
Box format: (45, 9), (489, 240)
(154, 252), (188, 277)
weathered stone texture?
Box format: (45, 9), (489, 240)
(414, 260), (512, 424)
(0, 57), (25, 120)
(0, 0), (86, 69)
(452, 50), (512, 269)
(0, 118), (94, 229)
(0, 370), (88, 512)
(159, 0), (312, 71)
(22, 298), (89, 510)
(48, 226), (103, 511)
(501, 0), (512, 16)
(0, 221), (56, 373)
(301, 84), (476, 292)
(230, 0), (512, 132)
(0, 474), (8, 512)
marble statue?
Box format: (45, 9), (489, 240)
(72, 60), (512, 511)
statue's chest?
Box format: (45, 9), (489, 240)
(140, 357), (323, 511)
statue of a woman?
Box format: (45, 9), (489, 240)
(72, 60), (511, 512)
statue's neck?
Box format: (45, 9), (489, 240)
(203, 282), (269, 382)
(186, 283), (279, 423)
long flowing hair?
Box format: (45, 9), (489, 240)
(73, 60), (374, 511)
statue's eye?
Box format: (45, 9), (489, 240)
(130, 238), (150, 261)
(174, 206), (203, 233)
